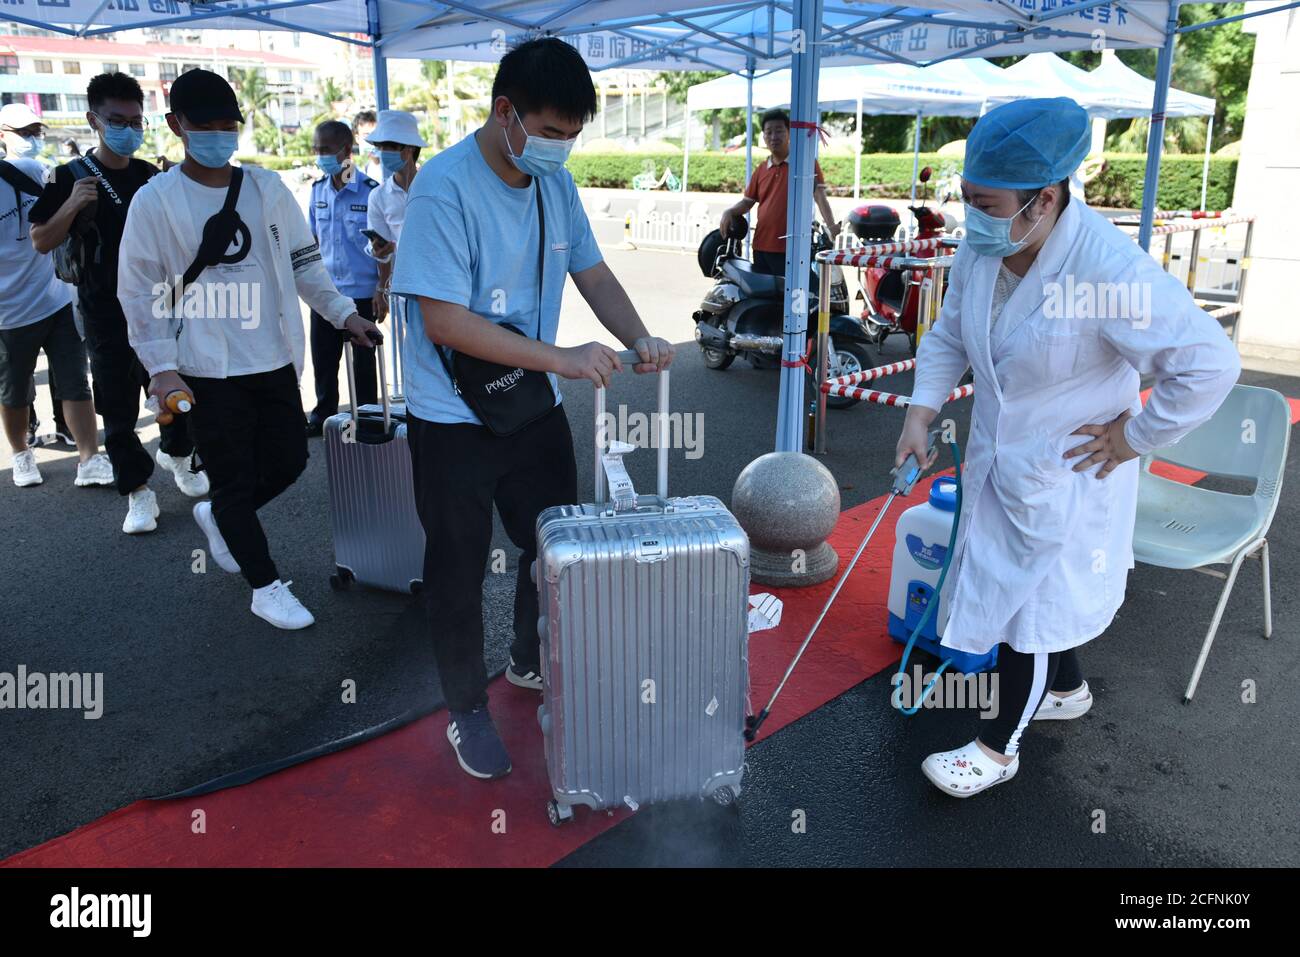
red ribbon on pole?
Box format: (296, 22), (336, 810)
(790, 119), (829, 146)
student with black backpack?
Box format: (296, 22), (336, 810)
(30, 73), (206, 534)
(118, 69), (381, 630)
(0, 103), (108, 490)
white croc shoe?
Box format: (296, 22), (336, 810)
(1034, 681), (1093, 721)
(922, 740), (1019, 799)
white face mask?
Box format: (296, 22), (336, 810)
(4, 132), (43, 159)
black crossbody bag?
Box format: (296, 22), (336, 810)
(435, 181), (556, 437)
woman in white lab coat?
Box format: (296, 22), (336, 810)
(895, 98), (1240, 798)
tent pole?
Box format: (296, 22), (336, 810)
(910, 110), (922, 207)
(683, 103), (691, 193)
(774, 0), (824, 453)
(1200, 113), (1213, 211)
(366, 0), (388, 110)
(854, 94), (862, 200)
(745, 58), (755, 186)
(1139, 7), (1179, 250)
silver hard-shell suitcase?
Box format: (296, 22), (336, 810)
(323, 308), (425, 594)
(535, 355), (750, 824)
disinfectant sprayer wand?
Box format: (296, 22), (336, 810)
(744, 430), (940, 742)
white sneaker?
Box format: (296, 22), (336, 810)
(74, 452), (115, 487)
(193, 501), (240, 574)
(251, 579), (315, 630)
(12, 449), (42, 487)
(156, 449), (209, 498)
(122, 488), (160, 534)
(1034, 680), (1093, 721)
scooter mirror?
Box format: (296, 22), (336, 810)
(919, 166), (932, 183)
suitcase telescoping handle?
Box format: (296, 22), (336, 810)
(344, 331), (390, 433)
(593, 348), (669, 505)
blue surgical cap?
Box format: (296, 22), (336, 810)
(963, 97), (1091, 190)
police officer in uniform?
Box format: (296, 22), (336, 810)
(305, 119), (382, 436)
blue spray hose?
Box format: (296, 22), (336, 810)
(894, 439), (962, 716)
(744, 432), (963, 742)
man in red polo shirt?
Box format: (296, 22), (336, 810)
(719, 109), (840, 276)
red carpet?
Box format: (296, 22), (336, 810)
(3, 488), (915, 868)
(10, 388), (1295, 867)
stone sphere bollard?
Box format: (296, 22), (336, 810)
(732, 452), (840, 587)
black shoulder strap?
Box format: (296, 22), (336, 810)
(534, 177), (545, 341)
(0, 159), (43, 239)
(433, 178), (547, 392)
(173, 167), (248, 312)
(0, 159), (43, 197)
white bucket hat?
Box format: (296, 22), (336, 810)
(365, 110), (428, 148)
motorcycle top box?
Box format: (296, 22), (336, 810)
(848, 204), (901, 242)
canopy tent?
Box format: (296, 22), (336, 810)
(685, 59), (1022, 196)
(682, 52), (1215, 201)
(11, 0), (1292, 453)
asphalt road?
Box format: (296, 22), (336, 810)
(2, 242), (1297, 866)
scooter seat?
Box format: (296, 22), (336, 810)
(724, 259), (784, 300)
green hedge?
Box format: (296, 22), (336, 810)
(1087, 154), (1237, 212)
(235, 154), (314, 171)
(569, 151), (1238, 209)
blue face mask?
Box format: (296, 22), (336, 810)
(99, 122), (143, 157)
(317, 152), (346, 177)
(962, 195), (1043, 258)
(504, 106), (575, 178)
(184, 129), (239, 169)
(379, 150), (405, 175)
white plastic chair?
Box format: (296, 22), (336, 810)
(1132, 384), (1291, 702)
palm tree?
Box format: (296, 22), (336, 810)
(312, 77), (347, 126)
(229, 66), (276, 155)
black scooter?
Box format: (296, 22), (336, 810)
(692, 221), (876, 410)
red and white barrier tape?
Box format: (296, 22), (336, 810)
(1207, 303), (1243, 320)
(1152, 210), (1228, 220)
(821, 236), (944, 266)
(1146, 214), (1253, 236)
(823, 357), (915, 388)
(823, 382), (974, 405)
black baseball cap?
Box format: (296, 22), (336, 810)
(168, 68), (245, 124)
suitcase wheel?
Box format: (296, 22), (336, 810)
(711, 785), (738, 807)
(329, 567), (355, 592)
(546, 800), (574, 827)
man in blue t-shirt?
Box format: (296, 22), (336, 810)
(391, 38), (673, 780)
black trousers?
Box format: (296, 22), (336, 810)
(979, 646), (1086, 757)
(309, 297), (377, 422)
(84, 304), (194, 495)
(186, 364), (308, 589)
(752, 249), (787, 276)
(408, 404), (577, 713)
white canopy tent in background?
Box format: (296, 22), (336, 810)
(13, 0), (1293, 453)
(685, 52), (1217, 204)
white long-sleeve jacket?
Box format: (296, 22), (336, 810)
(912, 199), (1240, 655)
(118, 164), (355, 379)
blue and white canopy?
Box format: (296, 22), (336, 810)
(24, 0), (1173, 71)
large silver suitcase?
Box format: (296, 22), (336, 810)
(535, 355), (750, 825)
(323, 317), (425, 595)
